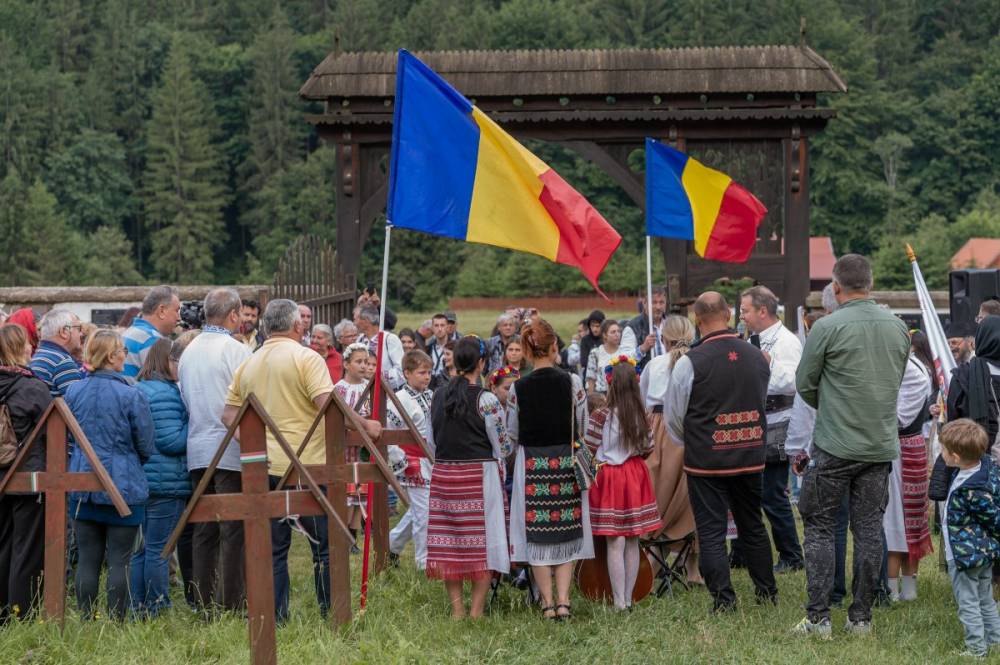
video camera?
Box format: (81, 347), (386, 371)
(179, 300), (205, 330)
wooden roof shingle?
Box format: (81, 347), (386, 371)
(300, 45), (847, 100)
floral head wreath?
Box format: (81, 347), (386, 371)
(488, 364), (521, 387)
(604, 354), (639, 383)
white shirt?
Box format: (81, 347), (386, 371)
(359, 331), (405, 391)
(585, 344), (620, 393)
(620, 321), (664, 363)
(756, 320), (802, 425)
(179, 330), (252, 472)
(640, 353), (676, 409)
(944, 463), (981, 562)
(664, 354), (694, 446)
(897, 355), (932, 429)
(783, 394), (817, 458)
(584, 408), (653, 465)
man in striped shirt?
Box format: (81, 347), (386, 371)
(122, 285), (180, 379)
(29, 309), (84, 397)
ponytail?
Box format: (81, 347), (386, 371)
(443, 336), (486, 418)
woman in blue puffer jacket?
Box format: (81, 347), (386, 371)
(130, 338), (192, 617)
(65, 330), (155, 621)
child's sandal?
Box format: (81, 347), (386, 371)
(541, 605), (557, 620)
(556, 603), (572, 620)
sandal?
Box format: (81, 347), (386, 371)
(541, 605), (557, 620)
(555, 603), (572, 620)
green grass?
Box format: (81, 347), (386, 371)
(396, 309), (638, 342)
(0, 520), (975, 665)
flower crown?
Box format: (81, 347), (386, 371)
(488, 364), (521, 386)
(604, 354), (639, 382)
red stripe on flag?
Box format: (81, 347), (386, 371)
(701, 181), (767, 263)
(537, 168), (622, 295)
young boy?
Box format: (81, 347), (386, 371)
(387, 349), (434, 569)
(940, 418), (1000, 658)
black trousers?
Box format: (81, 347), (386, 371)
(0, 494), (45, 622)
(688, 473), (777, 610)
(74, 519), (137, 621)
(190, 468), (246, 611)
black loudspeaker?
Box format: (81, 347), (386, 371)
(950, 269), (1000, 329)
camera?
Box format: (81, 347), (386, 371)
(179, 300), (205, 330)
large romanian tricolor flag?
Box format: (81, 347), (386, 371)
(387, 50), (622, 293)
(645, 137), (766, 263)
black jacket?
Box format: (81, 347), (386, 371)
(0, 366), (53, 473)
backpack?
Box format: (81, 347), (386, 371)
(0, 400), (17, 467)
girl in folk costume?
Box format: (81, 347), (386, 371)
(585, 358), (661, 610)
(425, 336), (511, 618)
(639, 314), (702, 584)
(504, 335), (531, 377)
(585, 319), (622, 395)
(885, 329), (936, 600)
(488, 365), (520, 410)
(333, 342), (373, 547)
(507, 319), (591, 621)
(387, 350), (435, 570)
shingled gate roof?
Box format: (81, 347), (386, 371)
(300, 45), (847, 100)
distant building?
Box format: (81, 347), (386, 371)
(810, 236), (837, 292)
(951, 238), (1000, 270)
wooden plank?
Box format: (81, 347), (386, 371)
(43, 412), (67, 625)
(58, 401), (130, 516)
(3, 473), (106, 492)
(186, 490), (325, 522)
(326, 405), (352, 626)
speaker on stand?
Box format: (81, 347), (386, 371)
(949, 269), (1000, 333)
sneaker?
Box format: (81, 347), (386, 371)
(957, 650), (987, 659)
(774, 560), (804, 574)
(792, 616), (832, 639)
(844, 619), (872, 635)
(388, 552), (400, 568)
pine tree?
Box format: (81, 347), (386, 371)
(143, 39), (226, 283)
(242, 7), (304, 193)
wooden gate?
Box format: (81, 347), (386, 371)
(271, 235), (356, 327)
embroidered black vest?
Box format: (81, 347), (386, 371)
(682, 330), (770, 477)
(430, 383), (493, 461)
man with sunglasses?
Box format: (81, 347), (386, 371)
(29, 308), (85, 397)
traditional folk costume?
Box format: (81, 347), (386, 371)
(507, 368), (594, 566)
(333, 379), (371, 507)
(425, 384), (511, 580)
(884, 355), (934, 567)
(387, 385), (434, 569)
(585, 407), (661, 537)
(639, 353), (697, 544)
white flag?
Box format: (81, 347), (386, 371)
(909, 244), (955, 395)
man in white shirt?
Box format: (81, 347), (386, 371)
(178, 287), (252, 612)
(425, 313), (451, 378)
(739, 285), (805, 574)
(354, 304), (405, 390)
(620, 287), (667, 371)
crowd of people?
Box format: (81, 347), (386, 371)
(2, 253), (1000, 656)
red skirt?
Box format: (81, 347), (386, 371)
(589, 456), (662, 537)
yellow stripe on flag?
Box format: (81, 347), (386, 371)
(681, 158), (731, 256)
(465, 108), (560, 260)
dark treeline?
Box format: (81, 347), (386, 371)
(2, 1), (1000, 306)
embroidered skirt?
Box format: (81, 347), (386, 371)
(510, 446), (594, 566)
(884, 433), (933, 563)
(589, 457), (662, 537)
(425, 460), (510, 581)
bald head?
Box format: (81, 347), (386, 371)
(693, 291), (732, 334)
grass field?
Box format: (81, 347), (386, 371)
(0, 519), (975, 665)
(395, 309), (638, 343)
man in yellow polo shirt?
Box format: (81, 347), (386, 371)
(222, 298), (381, 622)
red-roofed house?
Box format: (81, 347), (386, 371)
(951, 238), (1000, 270)
(810, 237), (837, 291)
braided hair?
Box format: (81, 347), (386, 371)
(442, 336), (486, 418)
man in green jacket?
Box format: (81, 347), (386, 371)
(792, 254), (910, 638)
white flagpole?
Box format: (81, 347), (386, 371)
(908, 243), (955, 395)
(646, 235), (655, 354)
(378, 223), (392, 332)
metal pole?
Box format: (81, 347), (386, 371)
(379, 223), (392, 332)
(645, 235), (655, 354)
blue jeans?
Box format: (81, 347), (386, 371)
(949, 561), (1000, 655)
(130, 497), (186, 616)
(269, 476), (331, 622)
(761, 460), (804, 566)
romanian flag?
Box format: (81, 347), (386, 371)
(387, 50), (622, 293)
(645, 137), (766, 263)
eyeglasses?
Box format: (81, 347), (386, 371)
(66, 324), (83, 332)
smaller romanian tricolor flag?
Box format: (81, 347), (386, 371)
(645, 138), (766, 263)
(387, 50), (622, 293)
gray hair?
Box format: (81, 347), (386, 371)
(312, 324), (334, 339)
(203, 287), (242, 323)
(420, 319), (432, 330)
(262, 299), (300, 335)
(821, 282), (839, 314)
(358, 305), (380, 326)
(497, 313), (515, 325)
(333, 319), (358, 339)
(740, 285), (779, 318)
(832, 254), (873, 293)
(39, 309), (78, 339)
(142, 285), (178, 315)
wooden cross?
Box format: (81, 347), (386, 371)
(0, 398), (130, 625)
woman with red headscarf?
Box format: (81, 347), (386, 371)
(6, 308), (39, 354)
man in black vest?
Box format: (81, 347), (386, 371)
(665, 291), (776, 612)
